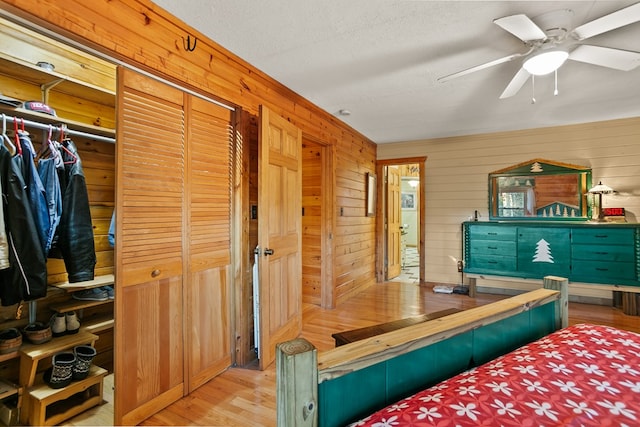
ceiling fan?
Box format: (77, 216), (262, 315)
(438, 2), (640, 99)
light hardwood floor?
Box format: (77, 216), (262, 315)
(67, 280), (640, 426)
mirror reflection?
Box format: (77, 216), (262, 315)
(489, 159), (591, 220)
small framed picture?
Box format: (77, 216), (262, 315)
(366, 173), (376, 217)
(401, 192), (415, 210)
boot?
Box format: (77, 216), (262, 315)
(44, 352), (75, 388)
(72, 345), (97, 380)
(65, 311), (80, 334)
(50, 313), (66, 337)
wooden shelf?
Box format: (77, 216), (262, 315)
(0, 351), (19, 364)
(19, 332), (98, 388)
(82, 316), (114, 334)
(0, 54), (115, 106)
(50, 274), (114, 292)
(50, 299), (113, 315)
(26, 365), (107, 426)
(0, 378), (19, 401)
(0, 105), (115, 139)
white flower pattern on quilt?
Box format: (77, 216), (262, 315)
(351, 324), (640, 427)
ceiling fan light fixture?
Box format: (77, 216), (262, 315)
(522, 50), (569, 76)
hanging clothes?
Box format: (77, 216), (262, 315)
(17, 130), (49, 256)
(37, 148), (63, 256)
(0, 176), (9, 270)
(0, 144), (47, 305)
(49, 138), (96, 283)
(108, 210), (115, 248)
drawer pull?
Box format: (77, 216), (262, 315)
(151, 269), (161, 278)
(487, 232), (497, 236)
(594, 252), (609, 255)
(595, 268), (609, 272)
(487, 261), (497, 264)
(594, 235), (608, 238)
(487, 246), (498, 250)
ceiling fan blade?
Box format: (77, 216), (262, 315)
(499, 68), (531, 99)
(438, 53), (524, 82)
(572, 2), (640, 40)
(569, 45), (640, 71)
(494, 14), (547, 42)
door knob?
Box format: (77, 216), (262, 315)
(264, 248), (274, 256)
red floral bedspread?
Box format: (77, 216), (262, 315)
(351, 324), (640, 427)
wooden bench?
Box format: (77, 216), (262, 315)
(331, 308), (462, 347)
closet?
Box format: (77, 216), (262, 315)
(0, 14), (235, 426)
(115, 68), (234, 424)
(0, 15), (116, 425)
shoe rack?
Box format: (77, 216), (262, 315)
(49, 274), (115, 335)
(49, 274), (115, 371)
(18, 331), (106, 426)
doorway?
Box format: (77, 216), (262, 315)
(376, 157), (427, 283)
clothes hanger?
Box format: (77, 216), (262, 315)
(56, 125), (77, 165)
(12, 117), (22, 156)
(1, 114), (16, 155)
(36, 125), (60, 163)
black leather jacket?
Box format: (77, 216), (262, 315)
(49, 139), (96, 283)
(0, 146), (47, 305)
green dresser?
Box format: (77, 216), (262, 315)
(463, 222), (640, 287)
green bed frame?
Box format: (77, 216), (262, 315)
(276, 276), (568, 427)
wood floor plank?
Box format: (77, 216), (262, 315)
(65, 280), (640, 427)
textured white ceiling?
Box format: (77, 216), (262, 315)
(152, 1), (640, 143)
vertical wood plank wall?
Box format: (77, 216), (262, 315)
(1, 0), (378, 306)
(302, 138), (323, 305)
(377, 117), (640, 297)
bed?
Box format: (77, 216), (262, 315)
(275, 276), (637, 426)
(350, 322), (640, 426)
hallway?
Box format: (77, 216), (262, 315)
(390, 246), (419, 284)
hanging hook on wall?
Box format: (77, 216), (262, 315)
(182, 35), (197, 52)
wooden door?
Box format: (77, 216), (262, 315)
(184, 96), (233, 392)
(387, 166), (402, 279)
(115, 68), (185, 425)
(258, 105), (302, 369)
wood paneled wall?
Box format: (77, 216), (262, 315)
(2, 0), (377, 306)
(302, 139), (322, 305)
(334, 136), (377, 305)
(377, 117), (640, 298)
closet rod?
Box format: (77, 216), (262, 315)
(3, 114), (115, 144)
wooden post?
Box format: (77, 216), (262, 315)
(468, 277), (477, 298)
(621, 292), (638, 315)
(276, 338), (318, 427)
(543, 276), (568, 329)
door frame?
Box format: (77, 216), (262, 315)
(301, 134), (336, 308)
(376, 157), (427, 283)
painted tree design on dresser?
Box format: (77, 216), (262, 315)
(532, 239), (554, 263)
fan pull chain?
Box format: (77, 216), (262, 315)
(554, 69), (559, 96)
(531, 75), (536, 104)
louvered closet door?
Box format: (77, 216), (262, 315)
(184, 95), (233, 392)
(115, 68), (185, 425)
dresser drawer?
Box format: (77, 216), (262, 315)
(572, 244), (635, 262)
(468, 225), (516, 241)
(469, 240), (516, 257)
(572, 260), (636, 282)
(468, 255), (516, 272)
(571, 228), (635, 245)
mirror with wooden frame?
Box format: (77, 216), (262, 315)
(489, 159), (592, 220)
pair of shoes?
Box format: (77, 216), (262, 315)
(99, 285), (114, 300)
(73, 288), (108, 301)
(50, 312), (80, 337)
(43, 345), (98, 388)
